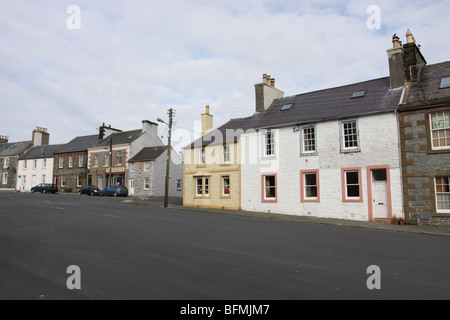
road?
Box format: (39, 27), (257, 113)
(0, 191), (449, 301)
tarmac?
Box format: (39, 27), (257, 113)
(124, 196), (450, 238)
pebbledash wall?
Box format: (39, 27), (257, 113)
(240, 112), (404, 221)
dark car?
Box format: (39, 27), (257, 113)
(78, 185), (100, 196)
(31, 183), (58, 194)
(99, 184), (128, 197)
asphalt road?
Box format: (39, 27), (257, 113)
(0, 191), (449, 301)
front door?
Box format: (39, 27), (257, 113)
(371, 169), (389, 219)
(129, 180), (135, 195)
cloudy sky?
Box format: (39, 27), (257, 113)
(1, 0), (449, 151)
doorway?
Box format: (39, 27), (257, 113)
(370, 168), (389, 219)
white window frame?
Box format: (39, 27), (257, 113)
(144, 177), (150, 190)
(79, 155), (84, 167)
(68, 155), (73, 168)
(23, 160), (27, 170)
(59, 156), (64, 169)
(177, 179), (183, 191)
(130, 162), (135, 172)
(343, 169), (362, 201)
(145, 161), (152, 171)
(262, 129), (276, 157)
(117, 152), (123, 165)
(77, 175), (82, 187)
(32, 160), (37, 170)
(262, 174), (277, 202)
(222, 176), (230, 196)
(430, 110), (450, 150)
(440, 76), (450, 89)
(94, 154), (99, 167)
(41, 174), (46, 184)
(3, 158), (9, 168)
(435, 176), (450, 213)
(195, 177), (209, 197)
(199, 148), (206, 165)
(223, 145), (230, 164)
(60, 175), (66, 188)
(42, 158), (47, 169)
(340, 119), (360, 152)
(300, 124), (317, 156)
(2, 172), (7, 185)
(104, 153), (110, 167)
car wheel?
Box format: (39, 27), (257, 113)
(99, 192), (103, 196)
(90, 191), (94, 196)
(113, 192), (117, 197)
(79, 191), (82, 195)
(43, 190), (47, 193)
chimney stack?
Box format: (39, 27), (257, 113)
(0, 135), (8, 144)
(32, 127), (49, 147)
(201, 105), (213, 137)
(255, 74), (284, 113)
(387, 30), (426, 89)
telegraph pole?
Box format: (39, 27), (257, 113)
(164, 108), (173, 208)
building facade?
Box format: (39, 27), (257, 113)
(128, 146), (183, 197)
(240, 75), (404, 222)
(183, 106), (250, 210)
(17, 144), (64, 191)
(53, 134), (98, 192)
(87, 120), (164, 190)
(1, 127), (49, 191)
(398, 61), (450, 226)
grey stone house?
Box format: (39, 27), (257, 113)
(398, 61), (450, 226)
(128, 146), (183, 198)
(392, 31), (450, 226)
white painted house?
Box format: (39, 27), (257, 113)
(240, 73), (405, 222)
(17, 144), (64, 192)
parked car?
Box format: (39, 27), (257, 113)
(99, 185), (128, 197)
(78, 185), (100, 196)
(31, 183), (58, 194)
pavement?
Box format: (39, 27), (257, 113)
(123, 195), (450, 238)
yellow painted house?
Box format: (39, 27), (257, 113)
(183, 106), (252, 210)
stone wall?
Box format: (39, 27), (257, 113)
(399, 108), (450, 226)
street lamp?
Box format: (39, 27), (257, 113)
(157, 108), (173, 208)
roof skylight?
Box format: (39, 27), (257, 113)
(351, 89), (366, 99)
(281, 103), (294, 111)
(440, 76), (450, 89)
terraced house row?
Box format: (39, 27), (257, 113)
(183, 31), (450, 227)
(1, 31), (449, 226)
(0, 121), (183, 198)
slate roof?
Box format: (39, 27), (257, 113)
(128, 146), (168, 162)
(405, 61), (450, 107)
(188, 76), (402, 148)
(91, 130), (142, 148)
(19, 144), (65, 160)
(0, 141), (32, 157)
(189, 116), (256, 148)
(54, 134), (99, 154)
(0, 142), (16, 155)
(250, 76), (403, 129)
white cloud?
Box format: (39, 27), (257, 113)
(1, 0), (449, 150)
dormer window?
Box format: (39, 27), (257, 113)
(351, 89), (366, 99)
(440, 76), (450, 89)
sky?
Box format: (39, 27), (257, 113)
(1, 0), (449, 152)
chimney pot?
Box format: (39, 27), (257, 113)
(406, 29), (415, 44)
(263, 74), (268, 84)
